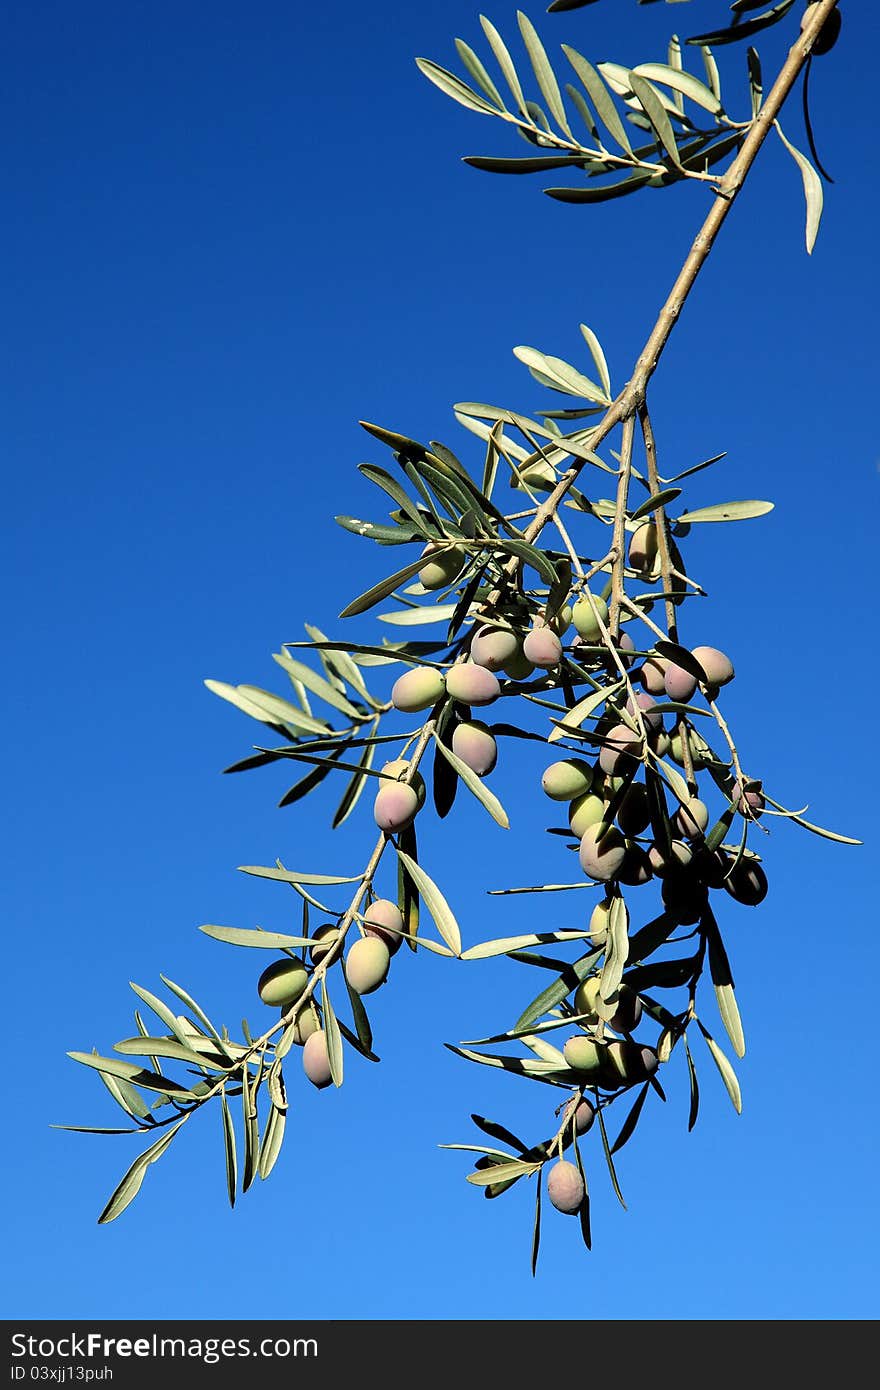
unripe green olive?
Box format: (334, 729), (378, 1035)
(563, 1034), (604, 1074)
(288, 1004), (320, 1046)
(258, 959), (309, 1008)
(345, 936), (390, 995)
(573, 975), (602, 1018)
(542, 758), (594, 802)
(418, 543), (465, 591)
(589, 898), (612, 946)
(572, 593), (609, 641)
(501, 645), (535, 681)
(579, 823), (626, 881)
(569, 792), (605, 839)
(390, 667), (445, 713)
(445, 662), (501, 707)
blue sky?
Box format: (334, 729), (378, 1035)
(4, 0), (878, 1320)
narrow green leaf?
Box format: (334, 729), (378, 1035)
(321, 978), (344, 1088)
(199, 925), (313, 950)
(258, 1104), (287, 1180)
(676, 499), (774, 523)
(277, 753), (341, 809)
(629, 73), (682, 167)
(493, 538), (562, 586)
(377, 603), (459, 627)
(600, 896), (629, 1002)
(667, 33), (684, 112)
(336, 515), (419, 545)
(237, 865), (362, 886)
(514, 948), (604, 1032)
(397, 821), (420, 952)
(343, 969), (374, 1055)
(467, 1158), (542, 1186)
(127, 983), (194, 1049)
(355, 467), (430, 530)
(396, 849), (463, 956)
(684, 1035), (700, 1132)
(415, 58), (500, 115)
(521, 1033), (567, 1067)
(113, 1037), (211, 1068)
(517, 10), (571, 136)
(611, 1081), (651, 1154)
(631, 61), (722, 116)
(531, 1171), (542, 1277)
(338, 554), (435, 620)
(705, 913), (746, 1058)
(331, 732), (376, 829)
(235, 685), (331, 735)
(747, 46), (762, 117)
(549, 679), (622, 744)
(241, 1063), (260, 1194)
(272, 651), (361, 720)
(430, 731), (510, 830)
(470, 1113), (529, 1154)
(460, 928), (592, 961)
(68, 1052), (193, 1099)
(565, 81), (599, 140)
(596, 1105), (627, 1209)
(544, 172), (653, 203)
(629, 487), (682, 522)
(96, 1067), (152, 1123)
(449, 1046), (565, 1080)
(158, 975), (227, 1052)
(52, 1124), (142, 1135)
(763, 796), (862, 846)
(454, 37), (507, 110)
(220, 1088), (237, 1208)
(514, 345), (610, 405)
(302, 623), (378, 707)
(479, 14), (529, 116)
(562, 45), (632, 153)
(97, 1120), (186, 1224)
(699, 1023), (743, 1114)
(578, 323), (611, 401)
(665, 450), (727, 484)
(463, 153), (582, 174)
(776, 122), (824, 254)
(204, 680), (328, 735)
(686, 1), (797, 48)
(701, 45), (722, 102)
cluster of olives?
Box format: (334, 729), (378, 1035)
(256, 899), (405, 1089)
(544, 977), (656, 1216)
(538, 618), (768, 910)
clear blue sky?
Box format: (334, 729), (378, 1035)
(4, 0), (877, 1320)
